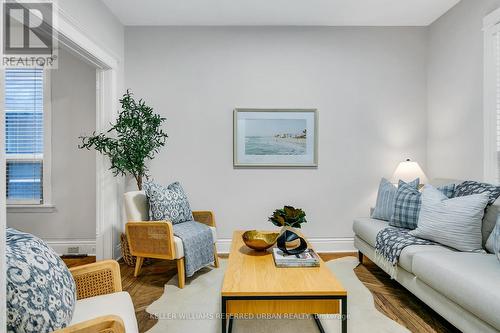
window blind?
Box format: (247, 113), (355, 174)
(5, 68), (44, 204)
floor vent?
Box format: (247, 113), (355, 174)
(67, 246), (80, 254)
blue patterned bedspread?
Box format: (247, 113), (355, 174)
(173, 221), (214, 277)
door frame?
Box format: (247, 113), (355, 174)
(54, 6), (121, 260)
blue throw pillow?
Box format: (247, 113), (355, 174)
(144, 181), (194, 224)
(453, 181), (500, 205)
(390, 183), (455, 229)
(371, 178), (419, 221)
(6, 228), (76, 333)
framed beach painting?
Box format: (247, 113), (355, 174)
(233, 109), (318, 167)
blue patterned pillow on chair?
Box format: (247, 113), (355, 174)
(144, 181), (194, 224)
(6, 228), (76, 333)
(390, 182), (455, 229)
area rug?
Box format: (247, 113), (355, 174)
(146, 257), (410, 333)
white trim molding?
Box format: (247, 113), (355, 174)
(45, 239), (96, 256)
(43, 69), (53, 205)
(7, 204), (56, 213)
(483, 7), (500, 184)
(51, 5), (121, 261)
(216, 237), (355, 254)
(53, 5), (119, 70)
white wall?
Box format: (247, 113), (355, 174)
(125, 27), (428, 248)
(7, 49), (97, 253)
(427, 0), (500, 180)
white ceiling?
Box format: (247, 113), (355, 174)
(102, 0), (460, 26)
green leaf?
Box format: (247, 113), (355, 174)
(78, 89), (168, 190)
(268, 206), (307, 228)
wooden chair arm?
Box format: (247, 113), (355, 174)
(192, 211), (216, 227)
(54, 315), (125, 333)
(126, 221), (177, 260)
(70, 260), (122, 300)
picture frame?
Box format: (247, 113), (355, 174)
(233, 109), (318, 167)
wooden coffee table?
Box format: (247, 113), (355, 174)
(221, 231), (347, 333)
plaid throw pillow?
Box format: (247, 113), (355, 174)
(390, 182), (455, 229)
(371, 178), (420, 221)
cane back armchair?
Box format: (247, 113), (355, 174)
(124, 191), (219, 289)
(55, 260), (138, 333)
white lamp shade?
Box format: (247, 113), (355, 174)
(391, 160), (428, 184)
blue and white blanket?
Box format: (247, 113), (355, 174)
(173, 221), (214, 277)
(375, 227), (436, 279)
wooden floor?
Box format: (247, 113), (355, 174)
(63, 254), (460, 333)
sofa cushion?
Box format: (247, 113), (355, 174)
(409, 186), (489, 252)
(453, 180), (500, 205)
(123, 191), (149, 221)
(412, 252), (500, 330)
(429, 179), (500, 245)
(483, 199), (500, 246)
(389, 183), (455, 230)
(398, 244), (454, 273)
(371, 178), (419, 221)
(352, 217), (389, 247)
(173, 226), (217, 259)
(144, 181), (194, 224)
(486, 215), (500, 259)
(70, 291), (138, 333)
(6, 228), (76, 333)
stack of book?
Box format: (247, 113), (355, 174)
(272, 248), (320, 267)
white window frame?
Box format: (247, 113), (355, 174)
(484, 7), (500, 184)
(5, 69), (52, 210)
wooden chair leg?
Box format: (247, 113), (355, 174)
(176, 258), (186, 289)
(134, 257), (144, 277)
(213, 244), (220, 268)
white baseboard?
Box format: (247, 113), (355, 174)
(216, 237), (355, 254)
(47, 238), (354, 256)
(45, 239), (96, 256)
(216, 239), (233, 253)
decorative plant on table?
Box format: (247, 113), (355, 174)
(269, 206), (308, 254)
(78, 89), (168, 190)
(269, 206), (307, 230)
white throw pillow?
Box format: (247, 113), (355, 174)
(409, 185), (490, 252)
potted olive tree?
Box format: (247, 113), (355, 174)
(79, 89), (168, 190)
(79, 90), (168, 265)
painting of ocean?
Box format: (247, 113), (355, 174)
(245, 136), (306, 155)
(244, 119), (307, 155)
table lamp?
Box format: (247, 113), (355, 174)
(391, 159), (428, 185)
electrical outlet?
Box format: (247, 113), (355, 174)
(67, 246), (79, 254)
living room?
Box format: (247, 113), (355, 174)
(2, 0), (500, 332)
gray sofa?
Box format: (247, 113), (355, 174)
(353, 179), (500, 333)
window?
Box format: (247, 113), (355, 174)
(484, 9), (500, 184)
(4, 68), (51, 205)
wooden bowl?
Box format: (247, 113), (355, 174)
(242, 230), (280, 251)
